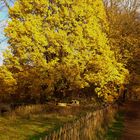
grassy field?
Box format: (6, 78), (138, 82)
(0, 99), (101, 140)
(0, 104), (79, 140)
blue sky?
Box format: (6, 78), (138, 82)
(0, 7), (9, 65)
(0, 0), (15, 65)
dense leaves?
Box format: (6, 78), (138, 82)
(0, 0), (131, 103)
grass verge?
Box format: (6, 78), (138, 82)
(105, 111), (125, 140)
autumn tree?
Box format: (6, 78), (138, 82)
(104, 0), (140, 100)
(0, 65), (16, 102)
(104, 0), (140, 66)
(1, 0), (128, 102)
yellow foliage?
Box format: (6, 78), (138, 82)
(1, 0), (128, 102)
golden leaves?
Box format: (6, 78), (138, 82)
(0, 0), (128, 102)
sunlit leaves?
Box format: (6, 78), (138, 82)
(0, 0), (129, 102)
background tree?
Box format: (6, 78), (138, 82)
(104, 0), (140, 66)
(104, 0), (140, 100)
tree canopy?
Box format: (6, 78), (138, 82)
(1, 0), (137, 103)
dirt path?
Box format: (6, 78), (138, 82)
(121, 101), (140, 140)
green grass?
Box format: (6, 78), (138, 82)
(105, 111), (125, 140)
(0, 108), (76, 140)
(0, 101), (103, 140)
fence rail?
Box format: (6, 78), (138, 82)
(40, 105), (118, 140)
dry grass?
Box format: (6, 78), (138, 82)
(0, 103), (82, 140)
(0, 99), (100, 140)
